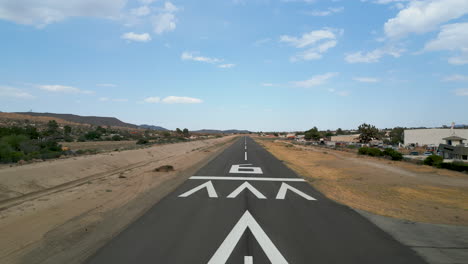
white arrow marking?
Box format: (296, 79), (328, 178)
(208, 210), (288, 264)
(276, 183), (316, 200)
(227, 182), (266, 199)
(178, 181), (218, 198)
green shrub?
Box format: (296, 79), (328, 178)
(112, 135), (122, 141)
(440, 162), (468, 172)
(368, 148), (383, 157)
(359, 147), (382, 157)
(423, 155), (443, 167)
(383, 148), (403, 161)
(358, 147), (369, 155)
(1, 135), (28, 150)
(347, 145), (357, 149)
(136, 139), (149, 145)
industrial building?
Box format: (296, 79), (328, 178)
(404, 129), (468, 146)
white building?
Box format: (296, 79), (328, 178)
(404, 129), (468, 146)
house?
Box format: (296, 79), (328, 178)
(438, 135), (468, 161)
(286, 133), (296, 140)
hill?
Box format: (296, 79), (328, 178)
(139, 124), (168, 131)
(16, 112), (139, 128)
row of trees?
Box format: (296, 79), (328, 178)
(175, 128), (190, 137)
(302, 123), (404, 144)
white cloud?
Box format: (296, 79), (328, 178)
(130, 6), (151, 17)
(444, 74), (468, 82)
(218, 64), (236, 68)
(162, 96), (203, 104)
(0, 0), (126, 28)
(454, 88), (468, 96)
(353, 77), (380, 83)
(308, 7), (344, 16)
(292, 72), (338, 88)
(384, 0), (468, 39)
(153, 13), (176, 34)
(424, 23), (468, 65)
(261, 83), (275, 87)
(345, 47), (404, 63)
(99, 97), (128, 102)
(97, 83), (117, 87)
(280, 29), (339, 48)
(0, 86), (34, 99)
(121, 32), (152, 42)
(280, 29), (341, 61)
(139, 0), (157, 4)
(38, 84), (94, 94)
(160, 2), (178, 13)
(144, 97), (161, 103)
(152, 2), (178, 34)
(181, 52), (221, 64)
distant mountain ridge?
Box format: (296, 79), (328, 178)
(139, 124), (168, 131)
(193, 129), (251, 134)
(14, 112), (170, 130)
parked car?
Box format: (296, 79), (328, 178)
(423, 151), (433, 156)
(409, 151), (419, 155)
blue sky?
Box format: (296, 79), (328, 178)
(0, 0), (467, 131)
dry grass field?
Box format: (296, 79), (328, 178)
(257, 139), (468, 226)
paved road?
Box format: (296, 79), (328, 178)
(86, 137), (427, 264)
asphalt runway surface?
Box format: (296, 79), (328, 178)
(86, 136), (426, 264)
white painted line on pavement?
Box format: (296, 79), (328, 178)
(245, 256), (253, 264)
(178, 181), (218, 198)
(208, 210), (288, 264)
(276, 182), (316, 200)
(190, 176), (306, 182)
(227, 182), (266, 199)
(229, 164), (263, 174)
(245, 152), (248, 161)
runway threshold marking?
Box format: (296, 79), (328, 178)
(178, 181), (218, 198)
(276, 182), (316, 200)
(208, 210), (288, 264)
(179, 180), (316, 200)
(190, 176), (305, 182)
(227, 182), (266, 199)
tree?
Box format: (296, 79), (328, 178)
(176, 128), (182, 134)
(304, 127), (321, 141)
(357, 123), (380, 143)
(45, 120), (59, 136)
(183, 128), (190, 137)
(64, 125), (72, 135)
(336, 128), (344, 135)
(389, 127), (404, 145)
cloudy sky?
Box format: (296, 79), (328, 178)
(0, 0), (467, 131)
